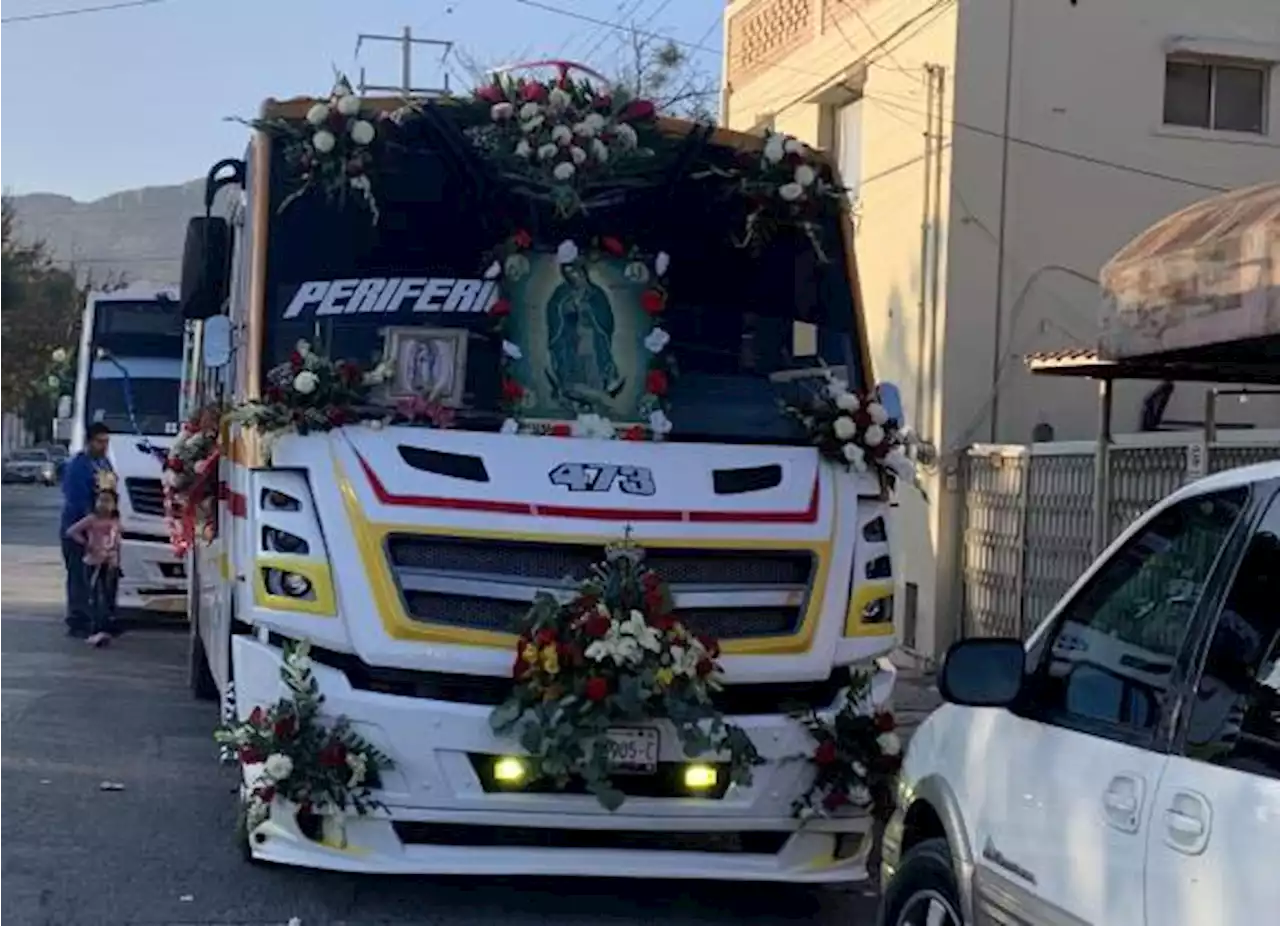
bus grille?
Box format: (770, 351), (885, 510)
(385, 536), (814, 640)
(125, 478), (165, 517)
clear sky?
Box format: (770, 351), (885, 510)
(0, 0), (723, 201)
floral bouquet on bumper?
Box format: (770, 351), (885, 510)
(215, 643), (393, 839)
(489, 537), (762, 811)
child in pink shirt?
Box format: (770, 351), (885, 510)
(65, 489), (121, 647)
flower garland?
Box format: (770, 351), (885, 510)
(234, 75), (382, 222)
(735, 130), (848, 262)
(489, 537), (762, 811)
(230, 340), (390, 439)
(216, 642), (393, 834)
(468, 69), (657, 217)
(162, 401), (223, 556)
(791, 670), (903, 823)
(784, 369), (919, 491)
(486, 232), (674, 441)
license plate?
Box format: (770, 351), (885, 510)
(604, 727), (659, 775)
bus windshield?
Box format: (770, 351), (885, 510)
(86, 376), (181, 435)
(261, 129), (864, 445)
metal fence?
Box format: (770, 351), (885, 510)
(958, 437), (1280, 640)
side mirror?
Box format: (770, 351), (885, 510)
(938, 637), (1026, 707)
(877, 381), (906, 431)
(57, 395), (73, 420)
(180, 216), (231, 321)
(202, 316), (233, 369)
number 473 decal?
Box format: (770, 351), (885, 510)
(548, 463), (656, 497)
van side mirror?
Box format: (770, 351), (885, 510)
(181, 217), (231, 321)
(202, 316), (233, 369)
(938, 638), (1026, 707)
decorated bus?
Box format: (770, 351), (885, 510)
(69, 282), (187, 613)
(180, 64), (918, 881)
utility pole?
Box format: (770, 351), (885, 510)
(355, 25), (454, 97)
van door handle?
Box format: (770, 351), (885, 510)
(1162, 790), (1212, 855)
(1102, 774), (1145, 833)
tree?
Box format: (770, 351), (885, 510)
(615, 29), (718, 124)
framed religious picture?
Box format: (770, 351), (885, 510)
(502, 250), (652, 424)
(381, 327), (469, 406)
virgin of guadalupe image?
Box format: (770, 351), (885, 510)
(545, 262), (626, 413)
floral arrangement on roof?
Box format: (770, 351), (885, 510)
(486, 231), (674, 441)
(234, 75), (382, 221)
(489, 536), (762, 811)
(216, 642), (393, 843)
(784, 369), (920, 492)
(465, 64), (659, 217)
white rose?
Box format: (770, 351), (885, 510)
(519, 102), (541, 121)
(556, 240), (579, 264)
(491, 102), (514, 121)
(833, 416), (856, 440)
(614, 123), (638, 148)
(264, 753), (293, 781)
(643, 327), (670, 354)
(484, 260), (501, 280)
(864, 424), (886, 447)
(349, 119), (375, 146)
(500, 418), (520, 435)
(591, 138), (609, 163)
(877, 731), (902, 757)
(522, 115), (545, 133)
(551, 124), (573, 146)
(292, 371), (318, 395)
(305, 103), (330, 126)
(553, 161), (576, 181)
(502, 340), (523, 360)
(537, 143), (558, 161)
(312, 130), (336, 154)
(573, 121), (596, 139)
(570, 146), (587, 165)
(784, 137), (802, 155)
(514, 139), (532, 158)
(778, 182), (804, 202)
(585, 113), (606, 132)
(654, 251), (670, 276)
(337, 93), (361, 117)
(296, 339), (312, 355)
(763, 135), (785, 163)
(836, 392), (860, 412)
(867, 402), (888, 425)
(843, 443), (866, 469)
(548, 87), (571, 110)
(795, 164), (816, 187)
(648, 409), (673, 437)
(51, 348), (68, 363)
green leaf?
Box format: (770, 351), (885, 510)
(490, 698), (524, 732)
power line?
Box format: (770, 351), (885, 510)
(1, 0), (171, 24)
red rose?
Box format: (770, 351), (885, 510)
(549, 422), (572, 437)
(513, 229), (533, 249)
(273, 715), (296, 740)
(655, 615), (677, 632)
(600, 236), (625, 256)
(502, 379), (525, 403)
(641, 572), (660, 590)
(621, 425), (644, 441)
(874, 711), (896, 733)
(823, 789), (850, 811)
(489, 297), (512, 318)
(645, 369), (669, 397)
(520, 82), (547, 103)
(255, 785), (276, 804)
(814, 740), (838, 766)
(697, 634), (721, 658)
(238, 746), (264, 765)
(346, 158), (365, 177)
(319, 742), (347, 767)
(640, 289), (665, 315)
(289, 350), (303, 369)
(265, 385), (283, 403)
(535, 628), (557, 646)
(585, 676), (610, 702)
(594, 93), (613, 111)
(168, 458), (185, 473)
(249, 706), (265, 727)
(854, 409), (872, 428)
(583, 614), (611, 638)
(475, 84), (504, 103)
(622, 99), (656, 121)
(643, 588), (664, 612)
(696, 658), (714, 677)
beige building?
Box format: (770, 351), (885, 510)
(722, 0), (1280, 657)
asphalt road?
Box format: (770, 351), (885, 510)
(0, 484), (880, 926)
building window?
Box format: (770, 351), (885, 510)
(1163, 58), (1268, 134)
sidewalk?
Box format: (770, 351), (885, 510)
(892, 662), (942, 738)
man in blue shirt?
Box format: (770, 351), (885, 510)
(61, 422), (114, 637)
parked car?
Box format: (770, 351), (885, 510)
(43, 444), (69, 482)
(2, 448), (58, 486)
(879, 461), (1280, 926)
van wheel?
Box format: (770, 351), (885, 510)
(189, 625), (218, 701)
(879, 837), (965, 926)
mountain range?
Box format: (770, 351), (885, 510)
(8, 179), (204, 286)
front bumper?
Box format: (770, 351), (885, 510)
(118, 538), (185, 613)
(234, 635), (881, 882)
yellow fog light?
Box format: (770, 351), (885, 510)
(683, 764), (718, 791)
(493, 756), (528, 785)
